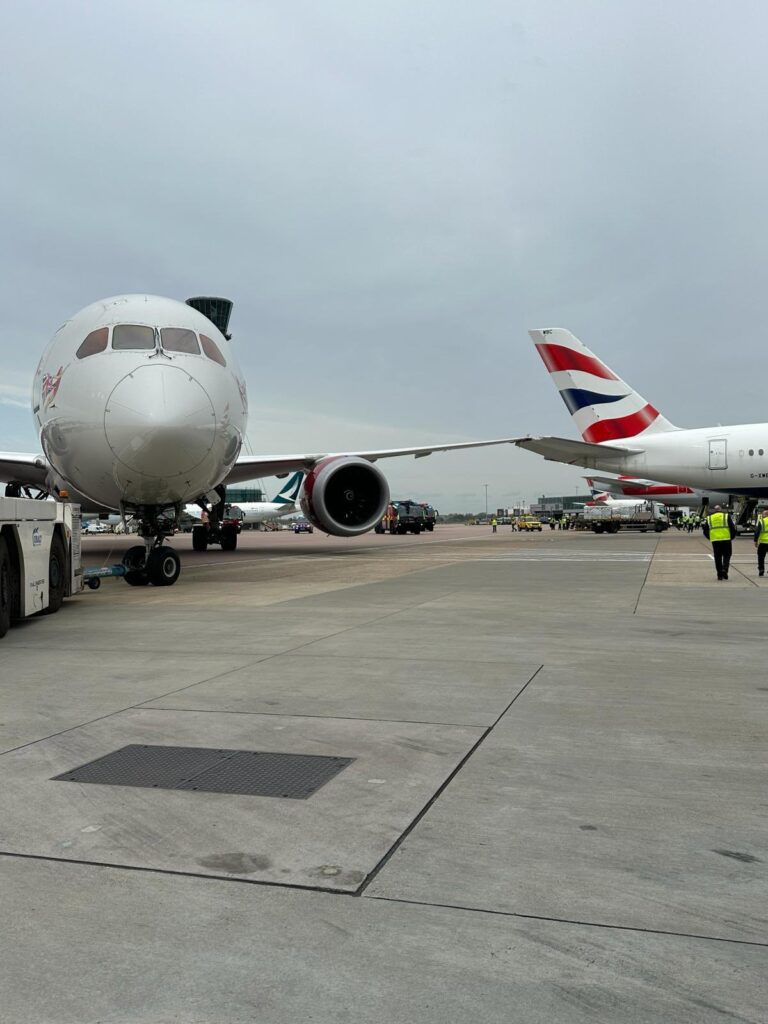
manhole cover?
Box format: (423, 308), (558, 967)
(52, 744), (354, 799)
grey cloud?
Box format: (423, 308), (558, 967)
(1, 1), (766, 508)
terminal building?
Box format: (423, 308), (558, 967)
(226, 486), (265, 503)
(530, 494), (586, 514)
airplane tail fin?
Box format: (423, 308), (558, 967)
(584, 477), (601, 499)
(584, 476), (610, 503)
(272, 471), (304, 505)
(529, 329), (678, 443)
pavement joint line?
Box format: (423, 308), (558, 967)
(474, 557), (652, 562)
(281, 651), (537, 665)
(123, 587), (473, 719)
(363, 894), (768, 949)
(2, 645), (527, 665)
(0, 655), (272, 758)
(141, 706), (499, 728)
(633, 536), (661, 616)
(192, 586), (472, 672)
(355, 665), (545, 897)
(0, 849), (357, 897)
(728, 561), (760, 589)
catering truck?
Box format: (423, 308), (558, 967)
(0, 497), (82, 639)
(582, 501), (669, 534)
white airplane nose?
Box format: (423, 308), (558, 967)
(105, 363), (216, 478)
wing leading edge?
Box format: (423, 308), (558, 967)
(0, 453), (49, 489)
(225, 437), (522, 486)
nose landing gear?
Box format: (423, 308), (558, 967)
(121, 504), (183, 587)
(123, 544), (181, 587)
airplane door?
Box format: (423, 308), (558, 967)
(709, 439), (727, 470)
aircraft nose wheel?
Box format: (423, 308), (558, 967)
(121, 544), (181, 586)
(147, 546), (181, 587)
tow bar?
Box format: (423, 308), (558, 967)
(82, 564), (127, 590)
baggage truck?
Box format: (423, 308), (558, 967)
(582, 501), (670, 534)
(0, 497), (82, 639)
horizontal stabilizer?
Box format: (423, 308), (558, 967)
(586, 474), (629, 487)
(515, 436), (642, 466)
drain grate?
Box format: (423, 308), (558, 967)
(52, 744), (354, 799)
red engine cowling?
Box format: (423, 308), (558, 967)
(299, 456), (390, 537)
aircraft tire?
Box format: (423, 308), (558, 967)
(0, 538), (11, 638)
(123, 544), (149, 586)
(44, 533), (67, 614)
(124, 571), (150, 586)
(221, 525), (238, 552)
(192, 526), (208, 551)
(147, 546), (181, 587)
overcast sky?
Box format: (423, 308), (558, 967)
(1, 0), (767, 512)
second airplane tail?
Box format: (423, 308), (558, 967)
(529, 328), (677, 444)
(272, 471), (304, 505)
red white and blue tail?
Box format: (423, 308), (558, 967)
(529, 328), (677, 443)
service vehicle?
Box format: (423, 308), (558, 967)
(192, 503), (242, 552)
(419, 503), (438, 531)
(83, 520), (111, 534)
(583, 500), (669, 534)
(292, 521), (314, 534)
(385, 500), (426, 535)
(516, 516), (543, 532)
(0, 497), (82, 639)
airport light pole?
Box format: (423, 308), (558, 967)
(484, 484), (488, 517)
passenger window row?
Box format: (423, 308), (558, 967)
(76, 325), (226, 365)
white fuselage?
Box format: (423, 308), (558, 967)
(593, 477), (725, 507)
(588, 426), (768, 499)
(236, 501), (298, 524)
(183, 500), (298, 525)
(33, 295), (247, 511)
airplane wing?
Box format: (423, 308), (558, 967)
(515, 436), (643, 466)
(0, 452), (49, 489)
(224, 438), (521, 486)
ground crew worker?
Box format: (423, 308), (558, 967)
(491, 517), (498, 533)
(754, 511), (768, 577)
(702, 504), (736, 581)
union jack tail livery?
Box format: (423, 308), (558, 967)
(529, 329), (677, 443)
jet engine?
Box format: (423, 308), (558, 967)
(300, 456), (389, 536)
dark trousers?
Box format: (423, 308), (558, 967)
(758, 544), (768, 575)
(712, 540), (732, 579)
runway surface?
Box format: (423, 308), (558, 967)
(1, 525), (766, 1022)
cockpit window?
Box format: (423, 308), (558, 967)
(161, 327), (200, 354)
(200, 334), (227, 366)
(76, 327), (109, 359)
(112, 324), (155, 350)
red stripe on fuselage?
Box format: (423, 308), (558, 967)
(535, 343), (618, 380)
(582, 404), (660, 443)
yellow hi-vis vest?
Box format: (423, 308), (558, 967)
(758, 516), (768, 545)
(707, 512), (730, 542)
